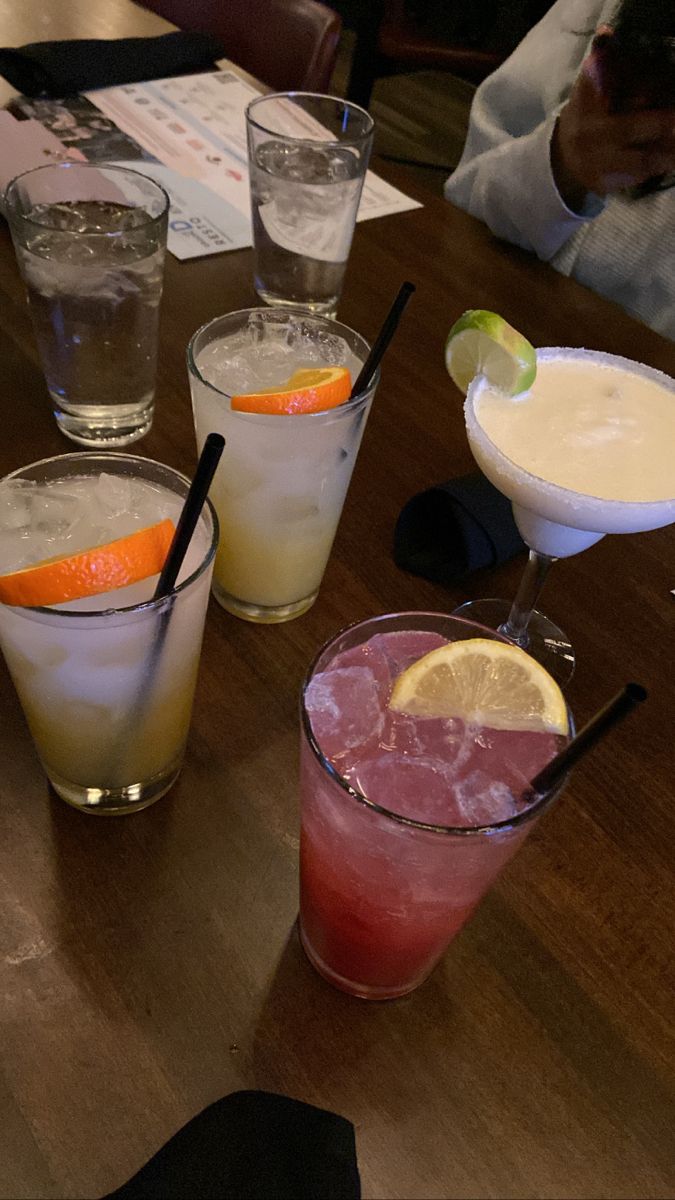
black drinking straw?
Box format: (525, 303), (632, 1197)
(111, 434), (225, 774)
(528, 682), (648, 796)
(351, 281), (416, 398)
(153, 432), (225, 600)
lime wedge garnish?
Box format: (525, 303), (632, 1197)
(445, 310), (537, 396)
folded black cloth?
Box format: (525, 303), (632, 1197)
(0, 31), (225, 98)
(394, 471), (526, 585)
(103, 1090), (361, 1200)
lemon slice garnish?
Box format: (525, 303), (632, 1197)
(389, 638), (568, 733)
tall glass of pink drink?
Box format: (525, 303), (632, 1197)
(299, 612), (570, 999)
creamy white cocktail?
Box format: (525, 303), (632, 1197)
(452, 340), (675, 682)
(466, 348), (675, 557)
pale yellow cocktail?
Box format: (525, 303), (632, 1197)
(188, 308), (378, 623)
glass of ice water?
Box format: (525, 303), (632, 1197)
(246, 93), (374, 318)
(5, 163), (169, 447)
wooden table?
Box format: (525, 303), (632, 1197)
(1, 4), (674, 1198)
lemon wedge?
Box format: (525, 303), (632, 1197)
(389, 638), (568, 733)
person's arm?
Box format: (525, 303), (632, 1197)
(445, 0), (607, 260)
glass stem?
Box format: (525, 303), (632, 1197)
(499, 550), (555, 647)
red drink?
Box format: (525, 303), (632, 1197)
(299, 613), (567, 999)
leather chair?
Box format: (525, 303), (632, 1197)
(134, 0), (342, 92)
(335, 0), (553, 110)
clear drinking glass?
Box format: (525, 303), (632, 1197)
(455, 347), (675, 685)
(299, 612), (570, 1000)
(0, 453), (217, 815)
(246, 92), (374, 317)
(5, 163), (169, 447)
(188, 307), (379, 623)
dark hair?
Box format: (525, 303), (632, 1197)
(611, 0), (675, 43)
(595, 0), (675, 196)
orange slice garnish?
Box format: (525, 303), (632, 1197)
(0, 518), (175, 607)
(231, 365), (351, 414)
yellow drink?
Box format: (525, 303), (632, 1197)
(0, 454), (217, 814)
(188, 308), (377, 623)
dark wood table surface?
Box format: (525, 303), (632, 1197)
(1, 3), (674, 1198)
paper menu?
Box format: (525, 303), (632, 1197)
(0, 111), (87, 209)
(114, 160), (251, 258)
(88, 72), (254, 221)
(9, 87), (253, 259)
(86, 70), (422, 254)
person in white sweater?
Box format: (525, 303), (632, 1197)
(445, 0), (675, 339)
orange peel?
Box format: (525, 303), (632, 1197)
(231, 365), (351, 414)
(0, 518), (175, 607)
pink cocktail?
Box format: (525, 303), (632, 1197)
(299, 612), (569, 999)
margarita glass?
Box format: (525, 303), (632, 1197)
(456, 347), (675, 682)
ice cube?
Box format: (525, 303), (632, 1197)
(452, 771), (518, 826)
(381, 710), (467, 764)
(368, 630), (449, 683)
(94, 473), (133, 517)
(246, 312), (267, 344)
(312, 330), (349, 365)
(0, 481), (34, 531)
(464, 726), (560, 800)
(29, 486), (81, 531)
(329, 640), (390, 703)
(347, 752), (455, 823)
(305, 665), (384, 761)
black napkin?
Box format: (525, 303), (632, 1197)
(0, 31), (225, 98)
(394, 471), (526, 585)
(102, 1090), (361, 1200)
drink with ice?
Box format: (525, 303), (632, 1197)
(300, 613), (568, 999)
(189, 308), (377, 623)
(249, 141), (363, 315)
(6, 164), (168, 447)
(246, 94), (373, 316)
(0, 453), (217, 814)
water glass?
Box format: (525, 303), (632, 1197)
(5, 163), (169, 447)
(246, 92), (374, 318)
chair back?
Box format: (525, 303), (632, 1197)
(135, 0), (342, 92)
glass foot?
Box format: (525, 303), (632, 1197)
(452, 598), (575, 686)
